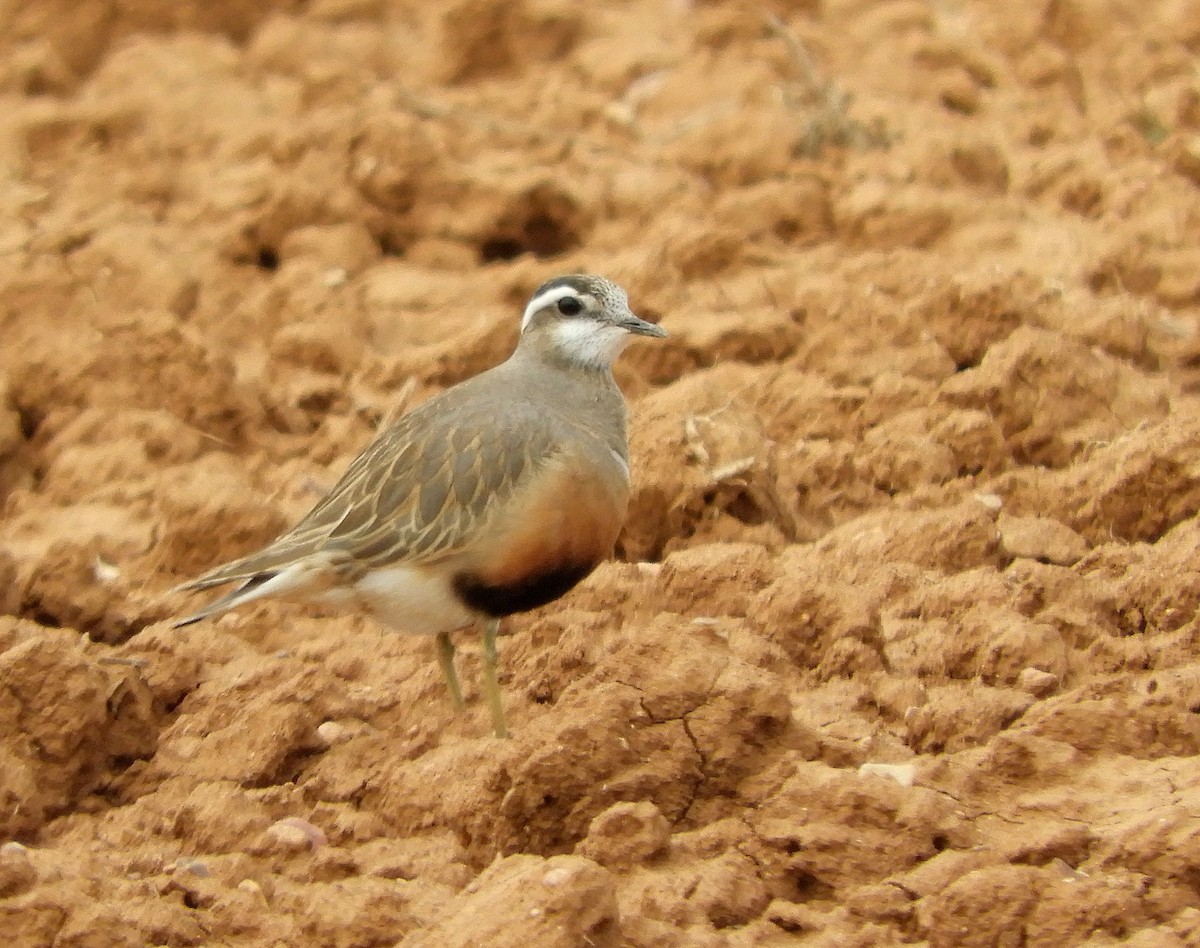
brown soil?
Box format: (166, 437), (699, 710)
(3, 0), (1200, 944)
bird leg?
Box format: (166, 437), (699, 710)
(435, 630), (465, 710)
(481, 618), (507, 738)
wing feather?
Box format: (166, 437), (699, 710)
(177, 376), (570, 601)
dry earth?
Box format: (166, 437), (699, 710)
(3, 0), (1200, 945)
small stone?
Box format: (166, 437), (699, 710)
(267, 817), (327, 851)
(974, 493), (1004, 512)
(173, 857), (210, 877)
(268, 824), (310, 850)
(419, 854), (617, 944)
(0, 841), (37, 897)
(1050, 857), (1086, 881)
(541, 866), (574, 887)
(237, 879), (269, 906)
(172, 737), (201, 760)
(576, 801), (671, 868)
(316, 721), (348, 746)
(93, 557), (121, 583)
(322, 267), (348, 288)
(1018, 667), (1059, 697)
(858, 762), (916, 787)
(998, 514), (1089, 566)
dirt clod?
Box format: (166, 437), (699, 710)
(2, 2), (1199, 945)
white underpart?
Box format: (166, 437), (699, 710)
(219, 557), (474, 635)
(522, 286), (585, 331)
(552, 319), (630, 368)
(335, 565), (476, 635)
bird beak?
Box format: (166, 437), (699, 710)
(618, 310), (669, 338)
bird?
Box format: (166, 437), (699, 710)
(172, 274), (668, 737)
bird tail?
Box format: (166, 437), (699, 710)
(172, 573), (279, 627)
(172, 555), (333, 627)
(171, 531), (339, 627)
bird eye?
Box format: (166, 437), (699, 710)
(557, 296), (583, 316)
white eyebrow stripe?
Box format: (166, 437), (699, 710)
(521, 285), (583, 331)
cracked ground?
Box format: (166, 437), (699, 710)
(3, 0), (1200, 945)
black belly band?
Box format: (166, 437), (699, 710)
(452, 561), (597, 617)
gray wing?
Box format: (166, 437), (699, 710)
(176, 390), (560, 592)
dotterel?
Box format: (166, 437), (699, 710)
(173, 274), (668, 737)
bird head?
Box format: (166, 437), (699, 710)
(519, 274), (667, 368)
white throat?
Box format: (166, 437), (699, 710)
(550, 320), (630, 368)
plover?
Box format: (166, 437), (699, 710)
(174, 274), (667, 737)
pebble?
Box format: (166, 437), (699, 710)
(858, 762), (917, 787)
(267, 817), (328, 851)
(541, 866), (574, 887)
(0, 841), (36, 897)
(173, 857), (209, 877)
(237, 878), (269, 906)
(316, 721), (348, 746)
(93, 557), (121, 582)
(999, 513), (1089, 566)
(577, 801), (671, 868)
(1018, 667), (1060, 697)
